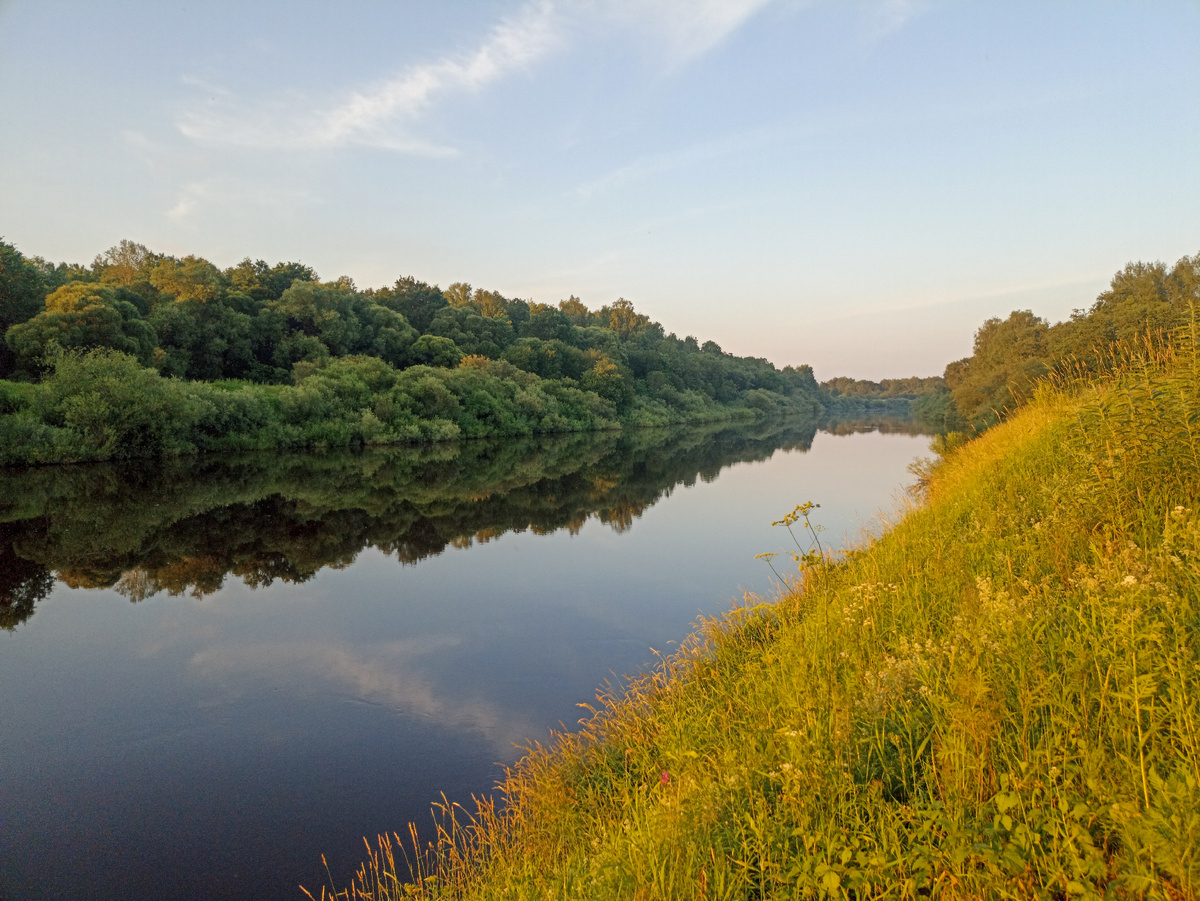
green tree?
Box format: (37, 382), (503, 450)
(6, 283), (156, 375)
(93, 240), (161, 287)
(0, 239), (48, 376)
(608, 298), (648, 340)
(368, 276), (447, 332)
(150, 255), (227, 304)
(581, 355), (633, 410)
(945, 310), (1049, 428)
(558, 296), (590, 325)
(36, 349), (211, 459)
(444, 282), (473, 308)
(408, 334), (464, 368)
(522, 305), (573, 342)
(0, 239), (47, 331)
(149, 299), (257, 380)
(227, 258), (318, 302)
(503, 337), (587, 380)
(428, 306), (514, 358)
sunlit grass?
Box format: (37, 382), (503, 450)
(311, 322), (1200, 900)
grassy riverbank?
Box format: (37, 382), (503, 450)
(314, 327), (1200, 899)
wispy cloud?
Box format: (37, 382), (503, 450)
(167, 181), (209, 220)
(191, 638), (536, 750)
(165, 177), (316, 222)
(859, 0), (933, 42)
(176, 0), (788, 155)
(598, 0), (777, 64)
(802, 272), (1108, 326)
(177, 1), (563, 152)
(574, 127), (778, 199)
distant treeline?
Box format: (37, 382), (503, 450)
(820, 375), (946, 398)
(929, 251), (1200, 432)
(0, 239), (830, 464)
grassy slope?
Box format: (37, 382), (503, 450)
(324, 342), (1200, 900)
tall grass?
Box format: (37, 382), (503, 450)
(310, 323), (1200, 900)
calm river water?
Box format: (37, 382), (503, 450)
(0, 419), (930, 900)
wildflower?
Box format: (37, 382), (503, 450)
(661, 770), (670, 785)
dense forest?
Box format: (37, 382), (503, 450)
(0, 239), (845, 465)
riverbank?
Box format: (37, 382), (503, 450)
(0, 349), (826, 467)
(321, 336), (1200, 898)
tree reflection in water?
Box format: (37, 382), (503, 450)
(0, 418), (885, 628)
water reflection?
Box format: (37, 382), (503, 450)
(0, 419), (933, 901)
(1, 420), (831, 628)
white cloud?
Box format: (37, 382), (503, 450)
(859, 0), (933, 42)
(177, 1), (563, 152)
(190, 639), (535, 750)
(596, 0), (777, 63)
(165, 177), (316, 222)
(175, 0), (789, 154)
(574, 127), (776, 199)
(167, 181), (208, 220)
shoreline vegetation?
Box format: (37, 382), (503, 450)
(0, 238), (936, 467)
(301, 255), (1199, 899)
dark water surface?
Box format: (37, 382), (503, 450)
(0, 420), (930, 901)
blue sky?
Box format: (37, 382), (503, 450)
(1, 1), (1197, 378)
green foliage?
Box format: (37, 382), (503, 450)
(149, 254), (227, 304)
(226, 257), (317, 301)
(910, 386), (966, 432)
(0, 238), (47, 333)
(503, 337), (587, 381)
(368, 276), (448, 333)
(946, 309), (1051, 429)
(580, 355), (633, 411)
(6, 283), (157, 375)
(409, 334), (465, 368)
(149, 298), (257, 380)
(0, 239), (48, 378)
(0, 239), (834, 461)
(822, 375), (946, 398)
(35, 349), (211, 461)
(521, 305), (573, 342)
(428, 305), (514, 358)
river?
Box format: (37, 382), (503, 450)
(0, 419), (930, 900)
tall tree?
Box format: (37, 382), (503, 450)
(6, 283), (156, 375)
(93, 240), (160, 287)
(150, 256), (227, 304)
(444, 282), (473, 308)
(0, 239), (47, 333)
(945, 310), (1049, 428)
(0, 240), (48, 377)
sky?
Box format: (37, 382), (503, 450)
(1, 1), (1197, 379)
